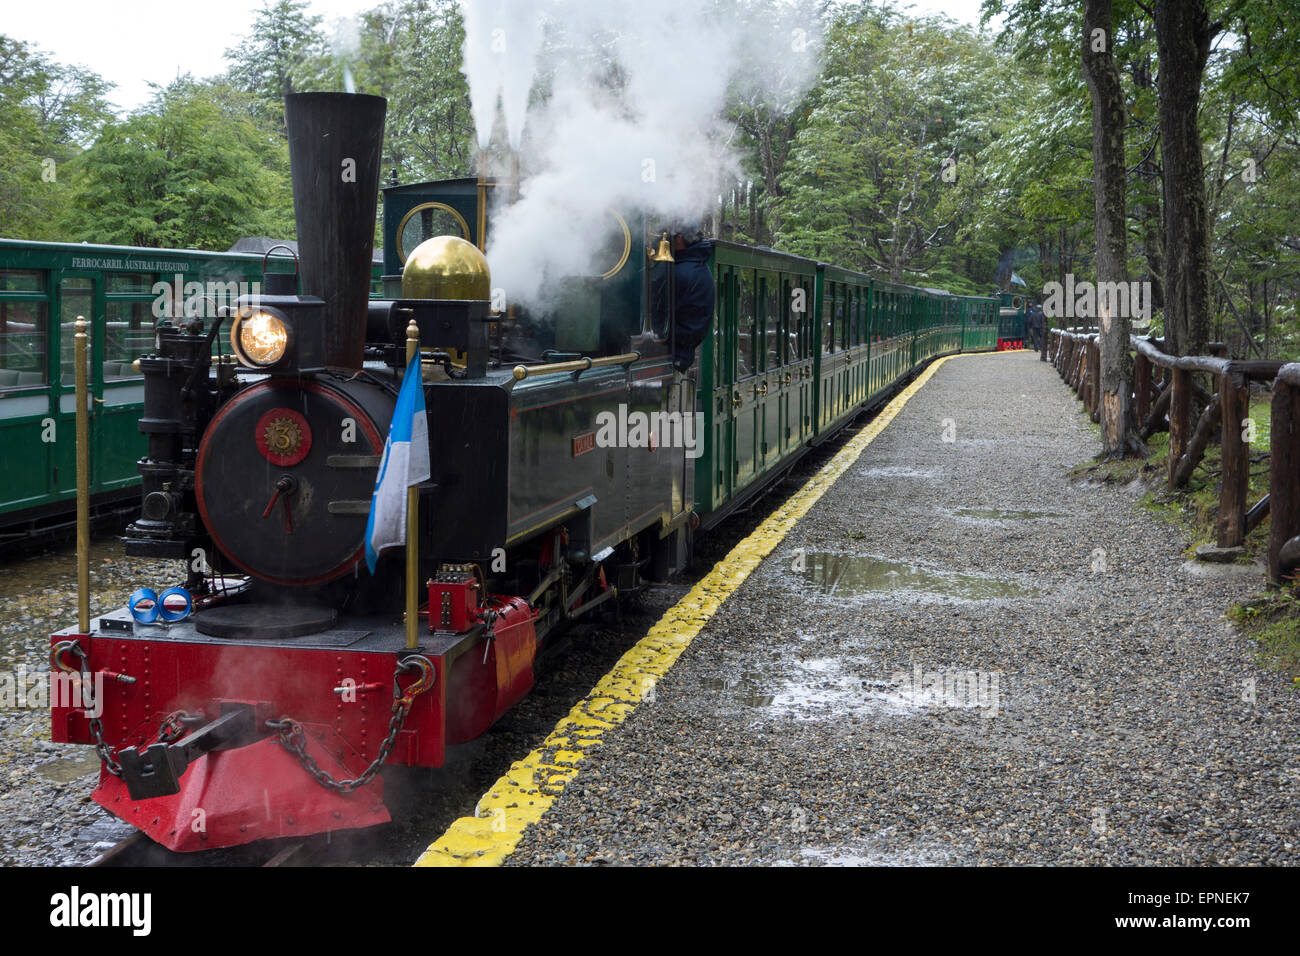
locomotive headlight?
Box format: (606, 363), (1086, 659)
(232, 308), (290, 367)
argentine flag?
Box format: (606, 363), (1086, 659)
(364, 352), (430, 573)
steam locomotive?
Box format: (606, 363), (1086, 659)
(49, 93), (1002, 852)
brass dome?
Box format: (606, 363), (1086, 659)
(401, 235), (492, 301)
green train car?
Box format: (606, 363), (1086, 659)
(997, 291), (1028, 350)
(382, 179), (1004, 530)
(0, 239), (379, 544)
(694, 243), (998, 522)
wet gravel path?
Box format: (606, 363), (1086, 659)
(508, 350), (1300, 865)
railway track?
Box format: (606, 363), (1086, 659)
(86, 831), (309, 868)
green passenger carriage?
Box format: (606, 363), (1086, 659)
(0, 239), (377, 543)
(691, 241), (1001, 525)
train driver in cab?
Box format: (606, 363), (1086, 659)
(652, 220), (716, 374)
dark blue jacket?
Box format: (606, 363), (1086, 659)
(672, 240), (715, 370)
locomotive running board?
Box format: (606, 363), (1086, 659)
(93, 728), (390, 852)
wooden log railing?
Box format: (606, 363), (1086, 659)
(1269, 364), (1300, 583)
(1049, 329), (1296, 583)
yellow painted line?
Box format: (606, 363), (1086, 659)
(415, 353), (968, 867)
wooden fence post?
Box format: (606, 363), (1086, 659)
(1216, 370), (1250, 548)
(1268, 375), (1300, 583)
(1135, 352), (1151, 424)
(1168, 367), (1191, 487)
(1088, 338), (1101, 418)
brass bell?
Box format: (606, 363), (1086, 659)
(649, 231), (675, 263)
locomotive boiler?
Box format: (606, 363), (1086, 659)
(49, 92), (696, 851)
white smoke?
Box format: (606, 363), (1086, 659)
(329, 15), (362, 93)
(460, 0), (545, 150)
(457, 0), (824, 309)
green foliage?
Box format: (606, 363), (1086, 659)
(774, 8), (1014, 290)
(63, 79), (295, 249)
(370, 0), (475, 182)
(0, 35), (113, 240)
(224, 0), (325, 133)
(1228, 590), (1300, 678)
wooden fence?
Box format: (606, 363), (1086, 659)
(1049, 329), (1300, 584)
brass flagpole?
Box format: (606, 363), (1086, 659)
(405, 319), (421, 651)
(74, 317), (90, 633)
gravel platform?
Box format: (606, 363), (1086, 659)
(506, 350), (1300, 866)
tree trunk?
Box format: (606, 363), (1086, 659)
(1154, 0), (1219, 357)
(1128, 27), (1165, 311)
(1082, 0), (1139, 456)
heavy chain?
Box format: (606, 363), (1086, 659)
(52, 637), (434, 794)
(267, 656), (435, 794)
(86, 710), (198, 779)
(51, 640), (123, 778)
(87, 717), (123, 778)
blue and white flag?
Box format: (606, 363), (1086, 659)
(364, 352), (430, 573)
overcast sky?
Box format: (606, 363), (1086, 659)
(6, 0), (996, 114)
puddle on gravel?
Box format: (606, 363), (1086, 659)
(793, 552), (1038, 601)
(952, 508), (1064, 521)
(705, 658), (1002, 721)
(701, 676), (774, 708)
(796, 844), (954, 866)
(34, 749), (102, 783)
(860, 466), (940, 480)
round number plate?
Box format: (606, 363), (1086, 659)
(255, 407), (313, 466)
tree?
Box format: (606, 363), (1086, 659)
(724, 0), (825, 245)
(1082, 0), (1139, 456)
(224, 0), (325, 133)
(379, 0), (475, 181)
(64, 79), (295, 249)
(1152, 0), (1220, 357)
(777, 10), (1008, 288)
(0, 36), (113, 240)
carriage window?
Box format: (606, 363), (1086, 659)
(107, 272), (155, 294)
(736, 269), (756, 378)
(822, 284), (834, 354)
(796, 279), (811, 359)
(0, 300), (48, 387)
(104, 299), (156, 378)
(58, 277), (94, 385)
(844, 290), (854, 347)
(714, 268), (726, 384)
(763, 276), (779, 371)
(833, 292), (845, 351)
(1, 270), (44, 293)
(781, 278), (796, 364)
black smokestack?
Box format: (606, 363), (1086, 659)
(284, 92), (387, 370)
